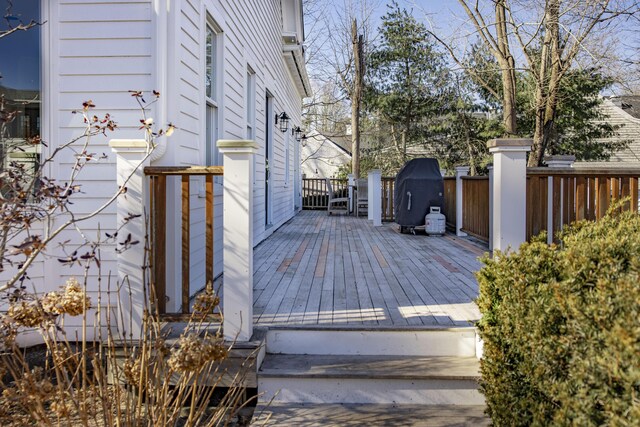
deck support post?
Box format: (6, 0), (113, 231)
(455, 167), (470, 237)
(110, 139), (151, 340)
(368, 169), (382, 226)
(488, 165), (493, 251)
(544, 155), (575, 243)
(488, 139), (532, 252)
(347, 173), (355, 214)
(217, 139), (257, 342)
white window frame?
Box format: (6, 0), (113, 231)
(205, 16), (223, 168)
(284, 127), (290, 187)
(246, 66), (256, 141)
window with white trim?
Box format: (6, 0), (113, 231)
(0, 0), (41, 177)
(205, 18), (222, 166)
(285, 129), (290, 186)
(246, 66), (255, 140)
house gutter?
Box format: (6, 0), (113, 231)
(282, 43), (312, 98)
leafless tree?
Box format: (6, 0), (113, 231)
(426, 0), (639, 166)
(303, 0), (379, 177)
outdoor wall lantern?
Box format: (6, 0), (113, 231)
(301, 133), (308, 147)
(292, 126), (302, 142)
(275, 112), (290, 133)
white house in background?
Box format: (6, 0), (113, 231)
(301, 130), (352, 178)
(575, 96), (640, 168)
(0, 0), (310, 336)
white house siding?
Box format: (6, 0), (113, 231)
(301, 132), (352, 178)
(4, 0), (306, 335)
(2, 1), (156, 336)
(0, 2), (154, 344)
(574, 99), (640, 168)
(155, 0), (307, 308)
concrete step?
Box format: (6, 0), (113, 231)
(250, 403), (489, 426)
(265, 326), (479, 357)
(258, 354), (483, 405)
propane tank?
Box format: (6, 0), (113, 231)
(425, 206), (446, 236)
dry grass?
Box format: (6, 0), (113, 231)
(0, 279), (254, 427)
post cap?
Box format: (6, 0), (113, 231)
(544, 154), (576, 167)
(487, 138), (533, 149)
(109, 139), (148, 149)
(217, 139), (259, 149)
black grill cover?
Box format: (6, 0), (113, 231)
(394, 158), (444, 227)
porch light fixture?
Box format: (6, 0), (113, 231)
(292, 126), (302, 142)
(301, 133), (308, 147)
(275, 112), (290, 133)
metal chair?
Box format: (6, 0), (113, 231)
(326, 178), (349, 215)
(355, 178), (368, 217)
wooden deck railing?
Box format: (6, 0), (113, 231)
(460, 176), (490, 241)
(526, 168), (640, 241)
(303, 176), (457, 225)
(302, 178), (349, 209)
(144, 166), (223, 317)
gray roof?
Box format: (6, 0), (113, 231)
(608, 95), (640, 119)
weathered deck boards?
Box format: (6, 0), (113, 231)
(253, 211), (486, 327)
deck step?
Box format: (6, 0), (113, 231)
(250, 403), (489, 426)
(265, 326), (479, 357)
(258, 354), (483, 405)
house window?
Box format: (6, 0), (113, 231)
(285, 129), (290, 186)
(205, 18), (222, 166)
(0, 0), (41, 176)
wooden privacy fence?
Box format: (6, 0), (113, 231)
(461, 176), (490, 241)
(144, 166), (223, 318)
(526, 168), (640, 241)
(381, 177), (395, 221)
(455, 168), (640, 244)
(443, 177), (456, 230)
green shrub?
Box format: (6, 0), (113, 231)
(476, 206), (640, 426)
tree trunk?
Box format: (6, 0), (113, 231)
(495, 0), (517, 136)
(529, 0), (560, 166)
(351, 20), (364, 178)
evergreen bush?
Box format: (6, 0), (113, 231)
(476, 205), (640, 426)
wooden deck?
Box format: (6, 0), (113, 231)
(253, 211), (487, 327)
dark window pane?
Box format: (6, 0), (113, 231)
(0, 0), (41, 174)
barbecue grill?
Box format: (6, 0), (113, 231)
(394, 158), (444, 233)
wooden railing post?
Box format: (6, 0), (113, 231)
(347, 173), (355, 214)
(488, 139), (532, 252)
(110, 139), (150, 339)
(368, 169), (382, 226)
(488, 165), (493, 251)
(217, 139), (256, 342)
(455, 166), (470, 237)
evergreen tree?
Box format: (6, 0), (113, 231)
(366, 2), (453, 170)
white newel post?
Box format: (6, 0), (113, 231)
(217, 140), (256, 342)
(368, 170), (382, 226)
(488, 166), (494, 251)
(544, 155), (575, 243)
(110, 139), (150, 340)
(455, 166), (470, 237)
(347, 173), (355, 214)
(488, 139), (532, 252)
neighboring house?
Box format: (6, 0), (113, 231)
(0, 0), (310, 331)
(301, 130), (351, 178)
(575, 95), (640, 168)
